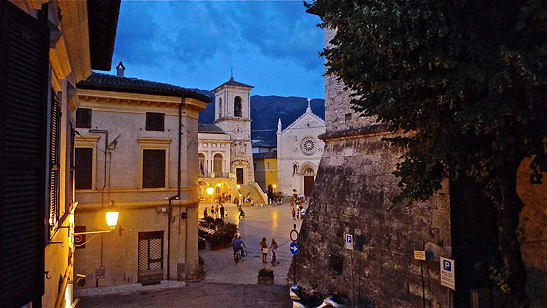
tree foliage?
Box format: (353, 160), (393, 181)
(306, 0), (546, 306)
(308, 0), (546, 202)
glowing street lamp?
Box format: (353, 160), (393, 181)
(74, 201), (119, 237)
(206, 187), (215, 196)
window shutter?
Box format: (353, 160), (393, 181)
(75, 148), (93, 189)
(0, 2), (50, 307)
(143, 150), (165, 188)
(49, 94), (60, 235)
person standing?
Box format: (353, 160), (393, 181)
(260, 237), (268, 263)
(203, 207), (208, 218)
(292, 208), (296, 220)
(220, 204), (225, 220)
(270, 238), (279, 266)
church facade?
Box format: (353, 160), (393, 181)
(197, 77), (267, 203)
(277, 99), (325, 197)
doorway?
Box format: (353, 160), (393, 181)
(236, 168), (244, 184)
(304, 176), (314, 196)
(138, 231), (164, 285)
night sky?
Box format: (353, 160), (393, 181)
(104, 1), (325, 99)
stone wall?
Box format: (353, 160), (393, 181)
(291, 128), (452, 307)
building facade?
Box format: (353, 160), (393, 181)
(74, 70), (210, 287)
(277, 99), (325, 197)
(0, 1), (119, 307)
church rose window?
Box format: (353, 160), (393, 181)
(300, 137), (317, 155)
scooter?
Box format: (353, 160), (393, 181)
(290, 284), (323, 308)
(318, 294), (351, 307)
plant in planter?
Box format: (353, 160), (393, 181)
(213, 218), (224, 229)
(208, 232), (223, 250)
(222, 223), (238, 246)
(189, 256), (206, 281)
(257, 267), (274, 284)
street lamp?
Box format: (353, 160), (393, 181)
(74, 201), (119, 237)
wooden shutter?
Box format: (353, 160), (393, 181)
(49, 93), (60, 235)
(142, 150), (166, 188)
(0, 2), (50, 307)
(75, 148), (93, 189)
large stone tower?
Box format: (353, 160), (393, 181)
(212, 75), (255, 185)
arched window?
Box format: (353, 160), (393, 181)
(213, 153), (223, 175)
(234, 96), (242, 117)
(218, 98), (223, 119)
(198, 153), (206, 176)
(303, 167), (315, 176)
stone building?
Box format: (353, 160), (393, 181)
(290, 26), (453, 307)
(0, 1), (119, 307)
(277, 99), (325, 197)
(74, 68), (210, 287)
(293, 18), (546, 308)
(197, 76), (267, 203)
(253, 151), (278, 195)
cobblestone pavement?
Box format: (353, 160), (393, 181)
(78, 282), (293, 308)
(198, 201), (304, 285)
(77, 201), (306, 307)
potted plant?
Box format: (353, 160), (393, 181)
(208, 232), (223, 250)
(257, 267), (274, 284)
(222, 223), (238, 248)
(189, 257), (206, 281)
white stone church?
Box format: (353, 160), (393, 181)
(277, 99), (325, 197)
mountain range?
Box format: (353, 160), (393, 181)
(195, 89), (325, 146)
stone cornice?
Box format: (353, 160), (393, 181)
(319, 123), (396, 141)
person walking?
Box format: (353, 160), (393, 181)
(270, 238), (279, 266)
(260, 237), (268, 263)
(292, 208), (296, 220)
(220, 204), (225, 220)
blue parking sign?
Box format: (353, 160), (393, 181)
(443, 260), (451, 271)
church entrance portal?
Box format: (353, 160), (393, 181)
(236, 168), (244, 184)
(304, 176), (314, 196)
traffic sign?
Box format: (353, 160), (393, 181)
(290, 242), (299, 255)
(414, 250), (426, 261)
(440, 257), (455, 290)
(290, 230), (299, 242)
(345, 234), (353, 250)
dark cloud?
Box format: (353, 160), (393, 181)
(113, 2), (165, 66)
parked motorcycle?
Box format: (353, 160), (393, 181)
(290, 284), (323, 308)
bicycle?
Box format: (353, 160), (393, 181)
(234, 247), (247, 262)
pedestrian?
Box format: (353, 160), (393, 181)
(225, 209), (228, 219)
(203, 207), (208, 218)
(296, 208), (300, 219)
(292, 208), (296, 220)
(260, 237), (268, 263)
(220, 204), (225, 219)
(270, 238), (279, 266)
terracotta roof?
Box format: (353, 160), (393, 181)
(77, 73), (211, 103)
(213, 76), (253, 91)
(198, 124), (225, 134)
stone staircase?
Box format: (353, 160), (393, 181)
(239, 183), (267, 205)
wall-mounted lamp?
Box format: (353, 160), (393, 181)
(74, 201), (119, 238)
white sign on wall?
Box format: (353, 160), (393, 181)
(345, 234), (353, 250)
(440, 257), (455, 290)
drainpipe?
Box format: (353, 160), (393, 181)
(88, 129), (108, 287)
(167, 96), (185, 280)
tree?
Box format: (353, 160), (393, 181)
(306, 0), (546, 307)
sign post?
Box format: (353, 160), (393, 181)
(290, 228), (299, 284)
(440, 257), (455, 290)
(345, 234), (353, 250)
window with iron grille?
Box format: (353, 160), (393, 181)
(328, 254), (344, 274)
(142, 149), (166, 188)
(49, 92), (60, 236)
(146, 112), (164, 131)
(76, 108), (92, 128)
(75, 147), (93, 189)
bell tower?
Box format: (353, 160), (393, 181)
(212, 74), (254, 184)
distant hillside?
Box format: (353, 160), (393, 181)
(196, 90), (325, 146)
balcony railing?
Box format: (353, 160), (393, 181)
(199, 172), (232, 179)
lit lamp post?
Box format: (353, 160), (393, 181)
(73, 202), (119, 237)
(217, 183), (222, 205)
(236, 184), (241, 207)
(207, 186), (215, 202)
